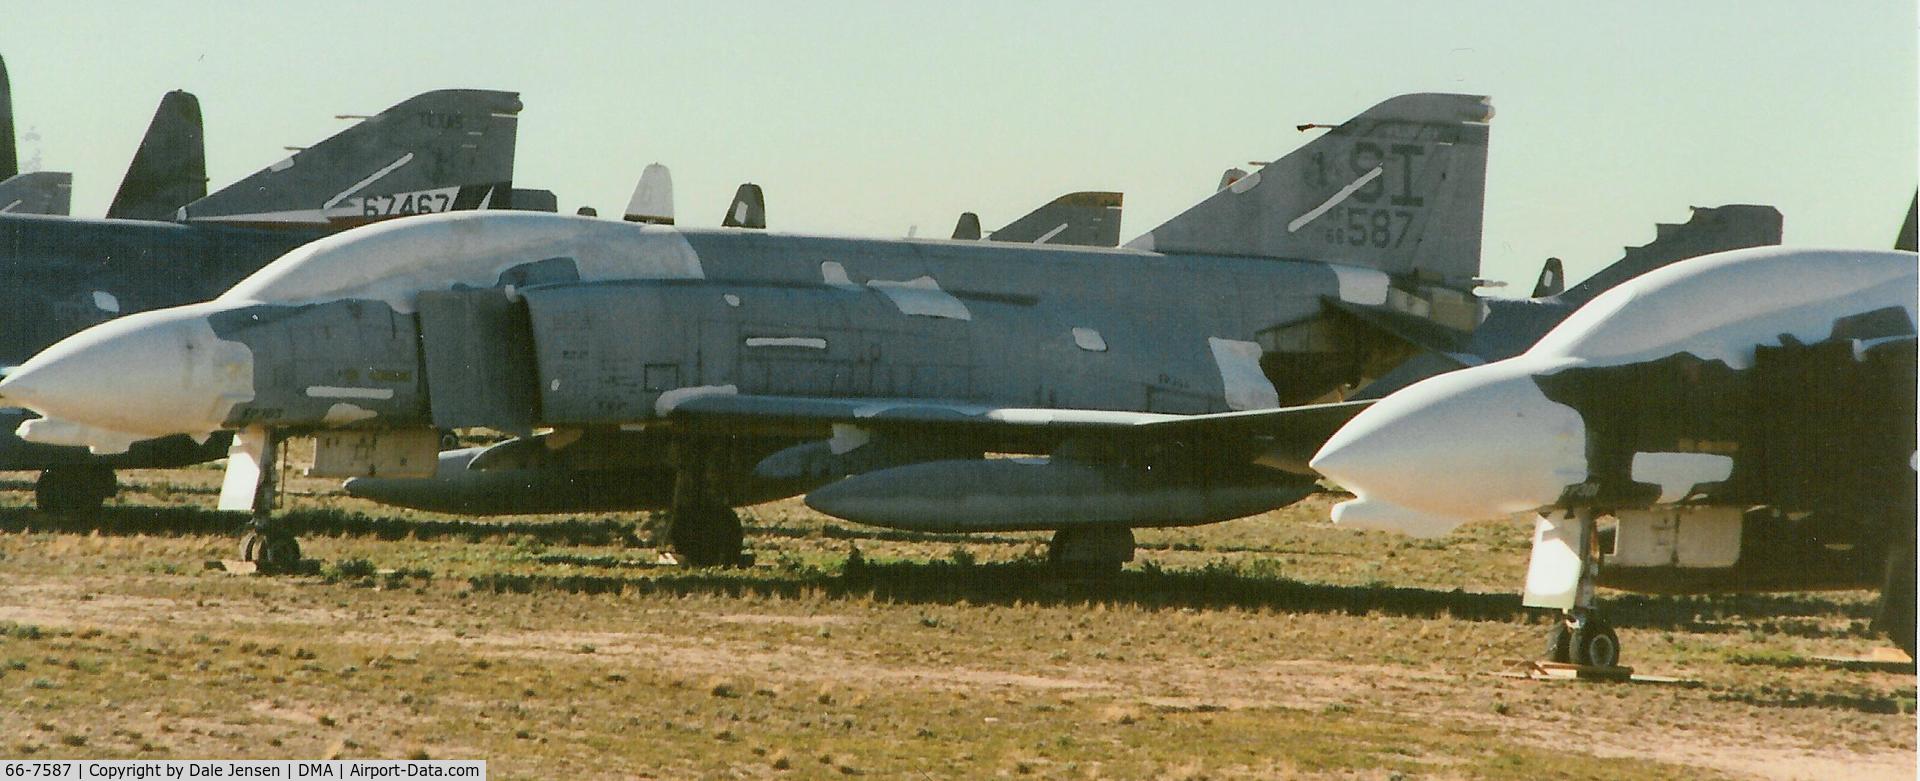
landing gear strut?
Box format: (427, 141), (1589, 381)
(1532, 509), (1622, 668)
(1047, 527), (1134, 579)
(668, 438), (746, 568)
(34, 466), (118, 513)
(228, 427), (304, 575)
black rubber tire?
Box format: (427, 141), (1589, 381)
(1544, 619), (1573, 664)
(1571, 617), (1621, 668)
(34, 466), (117, 513)
(240, 532), (264, 562)
(668, 505), (744, 568)
(255, 536), (302, 574)
(1879, 536), (1916, 657)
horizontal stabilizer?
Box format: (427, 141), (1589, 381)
(0, 171), (71, 215)
(178, 89), (522, 227)
(1129, 93), (1492, 288)
(107, 90), (207, 220)
(990, 191), (1123, 247)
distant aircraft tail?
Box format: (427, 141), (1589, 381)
(721, 183), (766, 229)
(989, 191), (1123, 247)
(0, 54), (15, 181)
(951, 212), (982, 240)
(176, 89), (521, 227)
(1128, 93), (1492, 288)
(1555, 204), (1782, 310)
(623, 163), (674, 224)
(106, 90), (207, 220)
(1464, 204), (1784, 362)
(1530, 258), (1564, 298)
(0, 171), (70, 215)
(1897, 192), (1917, 252)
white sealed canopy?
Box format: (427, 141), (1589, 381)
(216, 211), (706, 313)
(1526, 246), (1918, 370)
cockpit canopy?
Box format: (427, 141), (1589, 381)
(217, 211), (705, 313)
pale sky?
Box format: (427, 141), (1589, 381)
(3, 2), (1914, 288)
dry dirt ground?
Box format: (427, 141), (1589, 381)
(0, 466), (1911, 779)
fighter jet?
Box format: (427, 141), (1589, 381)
(1310, 219), (1919, 664)
(0, 92), (1496, 571)
(0, 87), (527, 511)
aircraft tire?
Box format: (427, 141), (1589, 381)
(1571, 617), (1620, 668)
(669, 504), (744, 568)
(1544, 620), (1573, 664)
(1880, 534), (1915, 657)
(35, 466), (117, 513)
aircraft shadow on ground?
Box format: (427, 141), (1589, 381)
(0, 506), (1883, 641)
(464, 558), (1883, 639)
(0, 506), (643, 547)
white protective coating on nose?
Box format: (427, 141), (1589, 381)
(1528, 247), (1917, 370)
(0, 303), (254, 441)
(1310, 358), (1588, 532)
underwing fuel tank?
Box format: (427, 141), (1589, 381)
(803, 458), (1315, 533)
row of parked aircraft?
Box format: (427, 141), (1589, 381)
(0, 54), (1911, 666)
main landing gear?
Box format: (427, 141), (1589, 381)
(1047, 527), (1134, 579)
(1532, 509), (1623, 668)
(230, 428), (304, 575)
(668, 439), (746, 568)
(35, 465), (118, 513)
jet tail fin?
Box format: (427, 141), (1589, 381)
(1556, 204), (1782, 310)
(1467, 204), (1784, 362)
(989, 191), (1123, 247)
(178, 89), (522, 227)
(1897, 192), (1917, 252)
(0, 171), (71, 215)
(0, 54), (15, 181)
(721, 183), (766, 229)
(1530, 257), (1565, 298)
(951, 212), (982, 240)
(1128, 93), (1493, 289)
(106, 90), (207, 220)
(623, 163), (674, 224)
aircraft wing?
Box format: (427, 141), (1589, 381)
(666, 392), (1370, 465)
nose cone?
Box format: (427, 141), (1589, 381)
(0, 304), (255, 440)
(1310, 359), (1588, 535)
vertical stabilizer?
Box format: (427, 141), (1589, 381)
(989, 191), (1123, 247)
(107, 90), (207, 220)
(1897, 193), (1917, 252)
(0, 55), (16, 181)
(1531, 258), (1565, 298)
(624, 163), (674, 224)
(0, 171), (71, 215)
(178, 89), (521, 227)
(951, 212), (982, 240)
(1128, 93), (1493, 288)
(721, 182), (766, 229)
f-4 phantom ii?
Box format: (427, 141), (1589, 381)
(0, 86), (535, 511)
(0, 92), (1775, 575)
(1311, 204), (1920, 664)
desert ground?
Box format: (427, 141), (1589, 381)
(0, 465), (1911, 779)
